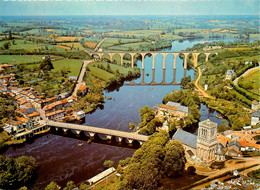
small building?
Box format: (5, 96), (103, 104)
(86, 167), (116, 185)
(69, 76), (77, 81)
(204, 84), (208, 91)
(78, 85), (89, 95)
(59, 91), (71, 99)
(27, 112), (41, 125)
(251, 100), (260, 111)
(251, 110), (260, 126)
(16, 117), (33, 130)
(156, 101), (190, 120)
(5, 120), (24, 133)
(225, 70), (236, 80)
(46, 110), (65, 120)
(73, 110), (86, 120)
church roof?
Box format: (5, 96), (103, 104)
(172, 129), (197, 149)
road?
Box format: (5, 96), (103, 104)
(94, 38), (107, 52)
(72, 60), (92, 97)
(233, 66), (260, 85)
(191, 156), (260, 189)
(194, 66), (214, 99)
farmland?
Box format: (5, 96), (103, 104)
(52, 59), (83, 76)
(241, 69), (260, 95)
(0, 55), (42, 64)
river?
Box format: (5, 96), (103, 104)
(3, 38), (237, 189)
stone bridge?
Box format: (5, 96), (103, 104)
(85, 50), (219, 69)
(47, 120), (148, 145)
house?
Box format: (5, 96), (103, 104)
(225, 70), (236, 80)
(239, 141), (260, 151)
(59, 91), (71, 99)
(16, 107), (37, 117)
(42, 55), (51, 59)
(8, 86), (19, 94)
(227, 140), (242, 157)
(27, 112), (41, 125)
(0, 64), (13, 70)
(251, 100), (260, 111)
(5, 120), (24, 133)
(78, 85), (89, 95)
(155, 101), (190, 120)
(69, 76), (77, 81)
(46, 110), (65, 120)
(16, 117), (33, 130)
(251, 110), (260, 126)
(73, 110), (86, 120)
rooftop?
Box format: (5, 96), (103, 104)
(172, 129), (197, 149)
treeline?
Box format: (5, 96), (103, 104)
(0, 49), (90, 60)
(119, 131), (186, 189)
(230, 80), (258, 102)
(0, 156), (37, 189)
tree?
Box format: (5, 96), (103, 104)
(45, 181), (59, 190)
(103, 160), (114, 168)
(19, 186), (28, 190)
(187, 166), (196, 175)
(120, 131), (185, 189)
(3, 42), (10, 50)
(79, 183), (90, 190)
(39, 58), (54, 71)
(139, 106), (155, 125)
(63, 181), (76, 190)
(180, 76), (192, 89)
(8, 30), (13, 40)
(0, 156), (37, 189)
(163, 140), (186, 177)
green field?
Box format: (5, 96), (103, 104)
(243, 70), (260, 95)
(59, 42), (85, 50)
(107, 41), (151, 51)
(87, 61), (137, 82)
(100, 38), (141, 48)
(52, 59), (83, 76)
(88, 67), (114, 81)
(0, 39), (67, 52)
(0, 55), (42, 64)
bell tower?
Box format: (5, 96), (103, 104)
(196, 119), (218, 164)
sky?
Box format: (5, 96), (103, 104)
(0, 0), (259, 16)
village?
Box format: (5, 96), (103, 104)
(0, 62), (88, 141)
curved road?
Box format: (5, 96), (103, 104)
(233, 66), (260, 85)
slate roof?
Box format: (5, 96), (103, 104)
(166, 101), (189, 113)
(252, 110), (260, 118)
(172, 129), (197, 149)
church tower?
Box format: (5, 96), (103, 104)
(196, 119), (218, 164)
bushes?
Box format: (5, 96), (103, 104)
(120, 131), (186, 189)
(230, 80), (257, 102)
(0, 156), (37, 189)
(103, 160), (114, 168)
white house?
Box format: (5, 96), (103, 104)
(5, 120), (24, 133)
(73, 110), (86, 120)
(251, 110), (260, 126)
(225, 70), (236, 80)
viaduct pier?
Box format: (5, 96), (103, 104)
(86, 51), (218, 85)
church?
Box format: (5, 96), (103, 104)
(172, 119), (225, 165)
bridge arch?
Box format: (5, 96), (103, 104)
(122, 53), (133, 68)
(101, 53), (110, 62)
(111, 53), (121, 65)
